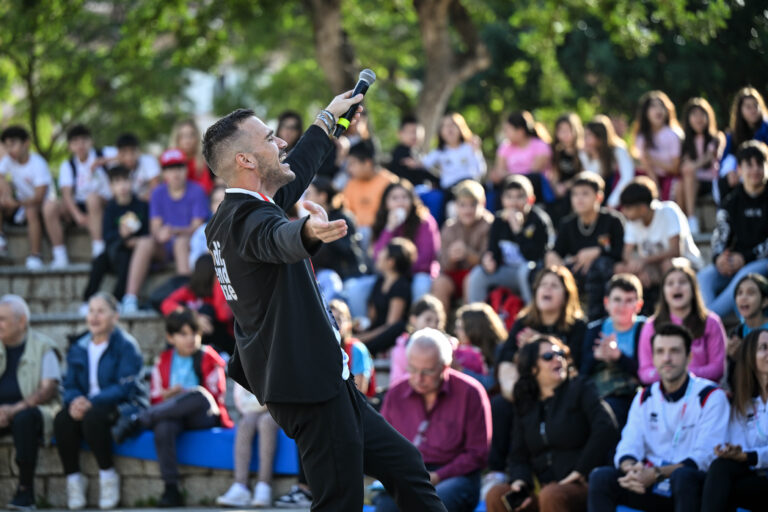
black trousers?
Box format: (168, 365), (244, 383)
(138, 390), (219, 484)
(267, 378), (447, 512)
(0, 407), (43, 488)
(83, 243), (132, 301)
(54, 404), (116, 474)
(568, 255), (615, 322)
(701, 457), (767, 512)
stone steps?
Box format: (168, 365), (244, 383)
(1, 224), (92, 266)
(30, 311), (167, 364)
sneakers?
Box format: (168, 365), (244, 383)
(688, 215), (700, 235)
(66, 473), (87, 510)
(99, 472), (120, 509)
(8, 486), (35, 511)
(25, 255), (43, 270)
(159, 483), (183, 508)
(120, 294), (138, 314)
(50, 251), (69, 269)
(216, 483), (251, 507)
(275, 484), (312, 508)
(251, 481), (272, 507)
(111, 413), (141, 444)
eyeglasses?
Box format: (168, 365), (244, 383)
(407, 366), (441, 378)
(540, 350), (565, 362)
(413, 419), (429, 448)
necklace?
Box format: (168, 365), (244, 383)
(577, 216), (597, 237)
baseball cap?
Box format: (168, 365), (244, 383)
(160, 148), (187, 168)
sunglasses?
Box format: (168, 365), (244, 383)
(540, 350), (565, 362)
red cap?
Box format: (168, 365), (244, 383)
(160, 148), (187, 168)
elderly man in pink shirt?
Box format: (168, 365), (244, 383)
(377, 328), (492, 512)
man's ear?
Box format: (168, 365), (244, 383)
(235, 153), (256, 170)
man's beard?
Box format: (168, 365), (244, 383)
(258, 154), (294, 189)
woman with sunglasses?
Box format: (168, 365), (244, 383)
(485, 336), (618, 512)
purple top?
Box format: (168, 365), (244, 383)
(149, 182), (208, 228)
(637, 311), (727, 385)
(381, 368), (492, 481)
(372, 214), (441, 277)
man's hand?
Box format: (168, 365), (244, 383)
(448, 240), (467, 263)
(559, 471), (584, 486)
(715, 443), (748, 462)
(727, 335), (743, 359)
(618, 462), (655, 494)
(155, 225), (173, 244)
(323, 91), (365, 123)
(302, 200), (347, 244)
(516, 327), (542, 347)
(163, 385), (184, 401)
(726, 170), (739, 187)
(573, 247), (601, 273)
(198, 314), (214, 335)
(428, 472), (441, 486)
(73, 210), (89, 227)
(69, 396), (92, 421)
(481, 252), (497, 274)
(594, 333), (621, 362)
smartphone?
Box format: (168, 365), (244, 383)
(501, 486), (529, 511)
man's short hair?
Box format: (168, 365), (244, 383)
(116, 133), (140, 149)
(619, 176), (658, 207)
(348, 140), (376, 162)
(572, 171), (605, 194)
(407, 328), (453, 366)
(501, 174), (534, 198)
(605, 273), (643, 301)
(67, 124), (91, 141)
(0, 126), (30, 143)
(452, 179), (485, 205)
(652, 323), (693, 355)
(107, 165), (132, 182)
(737, 140), (768, 166)
(0, 295), (30, 326)
(202, 108), (256, 176)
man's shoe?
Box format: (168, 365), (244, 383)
(8, 486), (35, 511)
(159, 483), (183, 508)
(274, 484), (312, 508)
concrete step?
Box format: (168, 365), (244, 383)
(695, 196), (717, 234)
(694, 232), (712, 264)
(0, 264), (175, 314)
(30, 311), (167, 364)
(1, 224), (92, 265)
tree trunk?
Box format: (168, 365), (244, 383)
(303, 0), (358, 93)
(414, 0), (491, 150)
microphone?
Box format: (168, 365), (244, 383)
(333, 69), (376, 137)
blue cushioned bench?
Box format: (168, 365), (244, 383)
(112, 427), (299, 474)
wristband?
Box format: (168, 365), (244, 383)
(321, 109), (336, 126)
(316, 113), (333, 135)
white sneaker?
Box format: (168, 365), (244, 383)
(688, 216), (700, 235)
(99, 472), (120, 509)
(25, 255), (44, 270)
(216, 483), (251, 507)
(251, 482), (272, 507)
(66, 473), (87, 510)
(120, 295), (138, 314)
(50, 254), (69, 269)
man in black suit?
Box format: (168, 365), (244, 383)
(202, 91), (446, 512)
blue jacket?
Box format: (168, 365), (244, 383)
(62, 327), (144, 407)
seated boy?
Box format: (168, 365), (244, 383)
(697, 140), (768, 318)
(580, 273), (646, 427)
(616, 176), (702, 289)
(0, 126), (54, 268)
(126, 149), (209, 311)
(112, 308), (232, 507)
(114, 133), (161, 201)
(81, 166), (149, 312)
(545, 172), (625, 320)
(467, 174), (553, 305)
(432, 179), (495, 313)
(389, 116), (439, 188)
(44, 124), (116, 263)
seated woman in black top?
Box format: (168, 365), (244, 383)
(485, 336), (618, 512)
(358, 237), (416, 356)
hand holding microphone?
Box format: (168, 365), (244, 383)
(320, 69), (376, 137)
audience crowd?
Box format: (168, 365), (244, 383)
(0, 85), (767, 511)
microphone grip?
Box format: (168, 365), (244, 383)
(333, 81), (371, 137)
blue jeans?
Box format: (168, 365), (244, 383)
(374, 471), (480, 512)
(588, 465), (705, 512)
(697, 259), (768, 318)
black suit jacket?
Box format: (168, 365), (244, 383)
(205, 125), (344, 404)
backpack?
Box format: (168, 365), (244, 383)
(487, 286), (524, 330)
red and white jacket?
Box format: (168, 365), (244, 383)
(150, 345), (233, 428)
